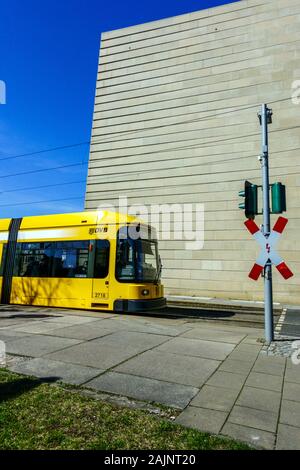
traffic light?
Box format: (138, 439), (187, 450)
(271, 182), (286, 214)
(239, 180), (258, 219)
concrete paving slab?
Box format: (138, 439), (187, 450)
(186, 322), (262, 336)
(91, 317), (192, 337)
(6, 335), (82, 357)
(181, 328), (246, 344)
(46, 331), (170, 369)
(252, 357), (286, 376)
(73, 318), (131, 333)
(10, 357), (103, 385)
(245, 371), (283, 392)
(0, 306), (44, 314)
(0, 331), (33, 343)
(114, 350), (220, 387)
(0, 309), (20, 317)
(2, 317), (49, 324)
(221, 328), (263, 337)
(256, 355), (286, 365)
(230, 345), (262, 359)
(5, 321), (68, 334)
(206, 370), (246, 391)
(228, 405), (278, 433)
(222, 422), (275, 450)
(43, 324), (114, 341)
(285, 364), (300, 384)
(240, 337), (264, 345)
(175, 406), (227, 434)
(280, 400), (300, 428)
(1, 311), (58, 320)
(134, 321), (193, 337)
(0, 318), (35, 328)
(231, 327), (264, 336)
(283, 381), (300, 402)
(286, 359), (300, 370)
(28, 308), (102, 318)
(219, 358), (254, 376)
(236, 386), (281, 414)
(276, 423), (300, 450)
(156, 337), (235, 361)
(87, 329), (171, 351)
(234, 344), (263, 353)
(42, 316), (108, 324)
(190, 385), (239, 412)
(85, 371), (198, 409)
(137, 316), (189, 327)
(227, 350), (260, 363)
(46, 340), (136, 369)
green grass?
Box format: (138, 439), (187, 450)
(0, 368), (251, 450)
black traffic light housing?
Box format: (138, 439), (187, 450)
(239, 180), (258, 219)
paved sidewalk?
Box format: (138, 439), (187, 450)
(1, 305), (300, 449)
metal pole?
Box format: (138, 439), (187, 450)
(259, 103), (274, 343)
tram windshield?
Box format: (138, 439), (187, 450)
(116, 226), (160, 283)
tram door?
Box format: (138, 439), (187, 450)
(90, 239), (110, 307)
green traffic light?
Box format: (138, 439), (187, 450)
(271, 182), (286, 214)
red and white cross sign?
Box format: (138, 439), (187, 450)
(245, 216), (293, 281)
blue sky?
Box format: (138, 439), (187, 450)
(0, 0), (238, 218)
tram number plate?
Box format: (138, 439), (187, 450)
(94, 292), (108, 299)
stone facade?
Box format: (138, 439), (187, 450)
(85, 0), (300, 305)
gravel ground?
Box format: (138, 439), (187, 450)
(261, 334), (300, 358)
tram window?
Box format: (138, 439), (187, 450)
(52, 241), (89, 278)
(116, 239), (135, 281)
(15, 241), (90, 278)
(0, 244), (7, 276)
(16, 242), (53, 277)
(94, 240), (110, 278)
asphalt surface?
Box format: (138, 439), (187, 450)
(280, 309), (300, 338)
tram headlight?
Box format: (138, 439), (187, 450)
(141, 289), (149, 296)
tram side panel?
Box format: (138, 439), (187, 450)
(9, 222), (114, 310)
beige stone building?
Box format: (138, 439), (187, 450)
(85, 0), (300, 305)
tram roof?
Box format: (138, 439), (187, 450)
(0, 210), (144, 230)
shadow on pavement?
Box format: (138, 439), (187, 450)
(4, 314), (58, 319)
(133, 306), (236, 319)
(0, 307), (23, 313)
(0, 375), (58, 403)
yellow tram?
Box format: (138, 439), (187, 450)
(0, 211), (166, 312)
